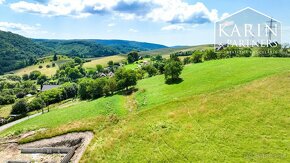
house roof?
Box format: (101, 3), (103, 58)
(41, 85), (60, 92)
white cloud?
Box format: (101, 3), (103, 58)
(0, 21), (48, 37)
(108, 23), (115, 27)
(161, 24), (185, 31)
(129, 28), (138, 32)
(0, 0), (5, 5)
(220, 13), (230, 21)
(147, 1), (218, 24)
(10, 0), (221, 24)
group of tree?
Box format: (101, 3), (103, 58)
(0, 75), (38, 105)
(127, 51), (140, 63)
(79, 68), (137, 100)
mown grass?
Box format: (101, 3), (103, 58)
(82, 72), (290, 162)
(136, 58), (290, 109)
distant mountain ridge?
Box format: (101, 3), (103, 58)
(33, 39), (167, 57)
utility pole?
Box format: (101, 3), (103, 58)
(266, 18), (277, 41)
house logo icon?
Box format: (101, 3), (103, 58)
(215, 7), (281, 51)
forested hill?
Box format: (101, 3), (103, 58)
(0, 30), (51, 74)
(33, 39), (168, 57)
(93, 39), (167, 53)
(33, 39), (119, 58)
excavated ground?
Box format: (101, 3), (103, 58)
(0, 131), (93, 163)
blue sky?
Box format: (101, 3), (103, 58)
(0, 0), (289, 46)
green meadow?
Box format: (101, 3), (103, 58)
(0, 57), (289, 162)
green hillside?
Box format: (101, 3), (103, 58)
(0, 31), (51, 74)
(0, 58), (289, 162)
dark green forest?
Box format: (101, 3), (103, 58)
(0, 31), (51, 74)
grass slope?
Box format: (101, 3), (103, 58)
(83, 55), (126, 69)
(0, 58), (289, 162)
(11, 56), (72, 77)
(136, 58), (290, 109)
(83, 72), (290, 162)
(139, 44), (213, 57)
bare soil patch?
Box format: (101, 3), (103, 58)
(0, 131), (93, 163)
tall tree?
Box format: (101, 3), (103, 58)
(53, 54), (58, 61)
(164, 58), (184, 82)
(128, 51), (139, 64)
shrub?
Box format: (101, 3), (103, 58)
(192, 51), (204, 63)
(29, 70), (41, 80)
(142, 64), (158, 77)
(0, 95), (15, 105)
(46, 64), (51, 68)
(40, 88), (63, 105)
(11, 100), (28, 115)
(61, 82), (78, 99)
(28, 98), (46, 111)
(203, 50), (217, 61)
(37, 74), (48, 85)
(22, 74), (29, 81)
(39, 65), (43, 69)
(16, 92), (26, 99)
(183, 57), (191, 65)
(115, 68), (137, 90)
(52, 63), (56, 67)
(78, 78), (93, 100)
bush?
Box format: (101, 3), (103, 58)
(115, 68), (137, 90)
(52, 63), (56, 67)
(0, 95), (15, 105)
(183, 57), (191, 65)
(237, 48), (252, 57)
(46, 64), (51, 68)
(11, 100), (28, 115)
(142, 64), (158, 77)
(29, 70), (41, 80)
(78, 78), (93, 100)
(192, 51), (204, 63)
(22, 74), (29, 81)
(40, 88), (63, 105)
(39, 65), (43, 69)
(16, 92), (26, 99)
(203, 50), (217, 61)
(37, 74), (48, 85)
(28, 98), (45, 111)
(61, 82), (78, 99)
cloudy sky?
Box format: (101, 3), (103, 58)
(0, 0), (290, 46)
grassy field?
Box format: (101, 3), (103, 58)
(135, 58), (290, 109)
(139, 44), (213, 58)
(0, 57), (289, 162)
(83, 72), (290, 162)
(0, 105), (12, 118)
(83, 55), (126, 69)
(10, 55), (71, 77)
